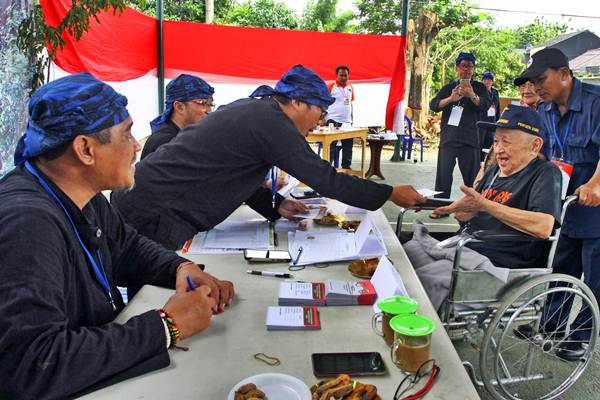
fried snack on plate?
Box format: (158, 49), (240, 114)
(346, 384), (377, 400)
(312, 374), (351, 399)
(244, 389), (265, 399)
(319, 383), (353, 400)
(236, 383), (257, 394)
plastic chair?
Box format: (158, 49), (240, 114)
(399, 115), (424, 162)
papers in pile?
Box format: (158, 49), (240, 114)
(287, 216), (387, 266)
(278, 280), (376, 306)
(265, 306), (321, 331)
(184, 219), (270, 254)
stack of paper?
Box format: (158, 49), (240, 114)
(184, 219), (270, 254)
(278, 280), (376, 306)
(287, 216), (387, 266)
(265, 306), (321, 331)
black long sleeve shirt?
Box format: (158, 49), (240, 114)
(113, 97), (393, 249)
(0, 165), (188, 399)
(430, 80), (492, 148)
(140, 120), (180, 160)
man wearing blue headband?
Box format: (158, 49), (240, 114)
(142, 74), (215, 159)
(0, 73), (233, 399)
(112, 65), (426, 250)
(430, 52), (492, 217)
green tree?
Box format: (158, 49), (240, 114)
(512, 17), (568, 49)
(299, 0), (355, 33)
(126, 0), (233, 22)
(357, 0), (480, 128)
(220, 0), (298, 30)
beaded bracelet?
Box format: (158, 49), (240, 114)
(156, 309), (181, 348)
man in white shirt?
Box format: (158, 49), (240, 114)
(326, 65), (355, 168)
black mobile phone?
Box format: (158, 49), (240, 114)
(290, 190), (320, 200)
(311, 352), (386, 378)
(422, 198), (454, 208)
(243, 249), (292, 263)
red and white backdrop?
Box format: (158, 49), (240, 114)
(41, 0), (407, 139)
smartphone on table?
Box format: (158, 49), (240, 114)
(312, 352), (386, 378)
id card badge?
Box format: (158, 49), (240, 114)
(448, 105), (463, 126)
(551, 158), (573, 199)
(343, 96), (350, 105)
(487, 105), (496, 117)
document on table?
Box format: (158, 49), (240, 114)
(417, 188), (443, 198)
(345, 205), (367, 214)
(184, 219), (270, 254)
(287, 216), (387, 266)
(292, 208), (323, 219)
(371, 257), (409, 313)
(278, 175), (300, 197)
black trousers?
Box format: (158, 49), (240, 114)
(435, 144), (480, 198)
(327, 119), (353, 168)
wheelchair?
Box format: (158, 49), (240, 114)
(395, 195), (599, 400)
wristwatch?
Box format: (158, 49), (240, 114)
(471, 95), (479, 102)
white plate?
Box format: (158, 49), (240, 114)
(227, 373), (311, 400)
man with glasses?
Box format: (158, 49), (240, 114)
(513, 48), (600, 360)
(429, 53), (492, 215)
(141, 74), (215, 159)
(112, 65), (426, 250)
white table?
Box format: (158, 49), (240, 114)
(81, 203), (479, 399)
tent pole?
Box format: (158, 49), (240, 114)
(157, 0), (165, 113)
(391, 0), (410, 162)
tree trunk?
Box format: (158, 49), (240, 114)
(0, 0), (33, 176)
(205, 0), (214, 23)
(407, 11), (439, 130)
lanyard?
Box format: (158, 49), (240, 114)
(550, 112), (573, 159)
(24, 161), (116, 310)
(271, 166), (278, 208)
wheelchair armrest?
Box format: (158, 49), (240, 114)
(471, 230), (548, 243)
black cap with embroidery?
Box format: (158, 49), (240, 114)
(514, 48), (569, 86)
(476, 104), (544, 138)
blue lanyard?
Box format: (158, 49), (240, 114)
(271, 166), (278, 208)
(24, 161), (116, 310)
(550, 112), (573, 159)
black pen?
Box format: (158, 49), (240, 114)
(273, 232), (279, 247)
(247, 270), (291, 278)
(293, 246), (304, 266)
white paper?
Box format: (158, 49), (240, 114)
(448, 105), (463, 126)
(370, 257), (409, 313)
(487, 106), (496, 117)
(292, 208), (323, 219)
(278, 176), (300, 197)
(274, 219), (299, 232)
(265, 306), (305, 327)
(299, 198), (327, 205)
(417, 188), (443, 198)
(345, 205), (367, 214)
(287, 216), (387, 266)
(278, 282), (315, 300)
(186, 219), (270, 253)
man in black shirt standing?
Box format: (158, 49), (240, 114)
(430, 52), (492, 205)
(141, 74), (215, 159)
(479, 71), (501, 160)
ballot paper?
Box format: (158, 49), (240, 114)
(278, 280), (376, 306)
(287, 216), (387, 266)
(274, 219), (300, 232)
(417, 188), (443, 198)
(184, 219), (270, 254)
(278, 175), (300, 197)
(299, 198), (327, 206)
(345, 205), (367, 214)
(370, 257), (409, 313)
(265, 306), (321, 330)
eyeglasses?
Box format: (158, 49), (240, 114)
(394, 359), (440, 400)
(458, 63), (475, 70)
(318, 107), (328, 120)
(190, 99), (215, 108)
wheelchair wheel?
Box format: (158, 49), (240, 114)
(479, 274), (599, 400)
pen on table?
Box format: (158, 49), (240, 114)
(186, 275), (196, 290)
(246, 270), (292, 278)
(293, 246), (304, 266)
(273, 231), (279, 247)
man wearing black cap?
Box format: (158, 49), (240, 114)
(513, 47), (600, 360)
(404, 105), (562, 310)
(429, 52), (492, 212)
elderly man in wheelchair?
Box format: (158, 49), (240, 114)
(400, 105), (599, 400)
